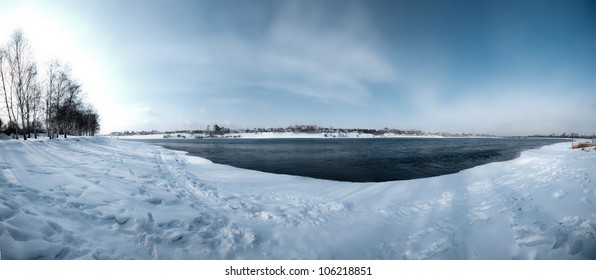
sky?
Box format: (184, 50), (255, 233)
(0, 0), (595, 136)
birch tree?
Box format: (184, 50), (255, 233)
(6, 30), (38, 140)
(0, 47), (19, 137)
(44, 60), (66, 138)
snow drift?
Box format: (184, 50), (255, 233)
(0, 137), (594, 259)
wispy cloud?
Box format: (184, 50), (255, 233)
(140, 1), (398, 106)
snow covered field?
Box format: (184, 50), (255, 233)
(0, 137), (594, 259)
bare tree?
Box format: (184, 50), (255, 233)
(0, 47), (19, 137)
(23, 64), (39, 138)
(6, 30), (38, 140)
(62, 78), (82, 138)
(44, 60), (56, 138)
(55, 67), (73, 138)
(43, 60), (75, 139)
(44, 59), (65, 139)
(30, 79), (43, 139)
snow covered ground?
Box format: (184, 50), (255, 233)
(0, 137), (594, 259)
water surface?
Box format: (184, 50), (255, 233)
(133, 138), (566, 182)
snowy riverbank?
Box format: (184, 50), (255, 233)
(0, 137), (595, 259)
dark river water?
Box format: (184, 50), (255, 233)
(132, 138), (566, 182)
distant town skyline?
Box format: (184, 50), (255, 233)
(1, 0), (595, 136)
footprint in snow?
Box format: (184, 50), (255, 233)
(553, 190), (566, 199)
(145, 198), (163, 205)
(552, 228), (568, 250)
(569, 239), (583, 255)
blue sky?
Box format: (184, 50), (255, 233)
(1, 0), (595, 135)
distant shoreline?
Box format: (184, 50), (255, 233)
(109, 127), (591, 140)
(113, 131), (506, 140)
(113, 132), (586, 141)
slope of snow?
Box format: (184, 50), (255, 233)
(0, 137), (594, 259)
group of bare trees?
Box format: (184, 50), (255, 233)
(0, 30), (99, 140)
(44, 60), (100, 139)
